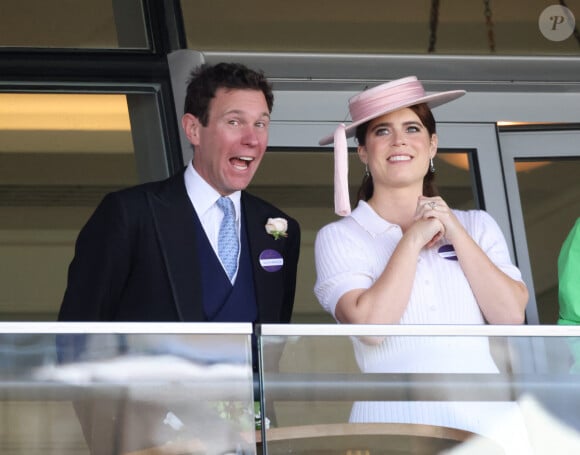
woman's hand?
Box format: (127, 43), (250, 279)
(414, 196), (465, 245)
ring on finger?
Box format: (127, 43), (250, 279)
(428, 201), (437, 209)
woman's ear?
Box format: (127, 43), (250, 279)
(181, 113), (201, 146)
(357, 145), (368, 164)
(429, 133), (439, 158)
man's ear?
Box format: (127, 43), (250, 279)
(182, 113), (201, 146)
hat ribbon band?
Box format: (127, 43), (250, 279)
(349, 81), (426, 123)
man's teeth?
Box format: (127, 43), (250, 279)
(231, 156), (253, 170)
(388, 155), (411, 162)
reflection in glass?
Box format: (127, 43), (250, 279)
(0, 93), (137, 321)
(435, 151), (476, 210)
(0, 327), (255, 454)
(515, 158), (580, 324)
(259, 326), (580, 454)
(0, 0), (149, 49)
(182, 0), (580, 56)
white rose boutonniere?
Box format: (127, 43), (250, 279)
(265, 217), (288, 240)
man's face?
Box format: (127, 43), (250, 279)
(184, 88), (270, 195)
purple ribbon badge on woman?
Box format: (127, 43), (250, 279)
(437, 244), (458, 261)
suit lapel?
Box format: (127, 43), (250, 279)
(148, 171), (204, 321)
(242, 193), (286, 323)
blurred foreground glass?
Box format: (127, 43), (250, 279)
(0, 322), (256, 454)
(258, 324), (580, 455)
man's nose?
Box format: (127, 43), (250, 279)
(241, 125), (259, 146)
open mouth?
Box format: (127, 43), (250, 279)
(230, 156), (254, 170)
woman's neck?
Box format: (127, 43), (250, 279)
(367, 186), (422, 231)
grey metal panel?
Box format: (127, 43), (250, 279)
(203, 52), (580, 91)
(269, 91), (580, 124)
(167, 50), (206, 165)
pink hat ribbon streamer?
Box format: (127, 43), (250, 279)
(333, 123), (350, 216)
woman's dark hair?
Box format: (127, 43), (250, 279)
(355, 103), (439, 202)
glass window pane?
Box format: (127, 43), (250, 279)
(436, 151), (477, 210)
(515, 158), (580, 324)
(0, 92), (160, 321)
(182, 0), (580, 56)
(1, 0), (149, 49)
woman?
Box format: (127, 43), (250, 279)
(314, 76), (530, 451)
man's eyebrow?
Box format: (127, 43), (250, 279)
(222, 109), (271, 119)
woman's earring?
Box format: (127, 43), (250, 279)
(364, 164), (370, 177)
(430, 158), (435, 173)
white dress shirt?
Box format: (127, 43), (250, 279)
(184, 162), (241, 282)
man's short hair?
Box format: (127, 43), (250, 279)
(184, 62), (274, 126)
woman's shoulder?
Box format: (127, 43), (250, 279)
(452, 208), (495, 224)
(316, 202), (374, 237)
(316, 214), (358, 240)
(452, 208), (503, 239)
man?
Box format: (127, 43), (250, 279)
(57, 62), (300, 454)
(59, 62), (300, 326)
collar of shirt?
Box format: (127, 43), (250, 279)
(350, 200), (399, 237)
(184, 161), (242, 246)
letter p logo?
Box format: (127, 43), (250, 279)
(539, 5), (576, 41)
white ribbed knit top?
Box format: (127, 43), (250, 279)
(314, 200), (524, 373)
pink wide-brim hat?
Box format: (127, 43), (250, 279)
(319, 76), (465, 216)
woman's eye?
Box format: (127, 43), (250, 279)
(375, 128), (389, 136)
(407, 125), (421, 133)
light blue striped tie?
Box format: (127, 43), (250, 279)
(216, 196), (239, 280)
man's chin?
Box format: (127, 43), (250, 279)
(227, 175), (255, 192)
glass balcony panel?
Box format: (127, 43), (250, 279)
(258, 324), (580, 454)
(0, 322), (256, 454)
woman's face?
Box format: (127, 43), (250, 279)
(357, 107), (437, 191)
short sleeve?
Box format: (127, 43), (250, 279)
(467, 210), (523, 283)
(313, 220), (374, 319)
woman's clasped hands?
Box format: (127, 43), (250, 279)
(411, 196), (464, 249)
